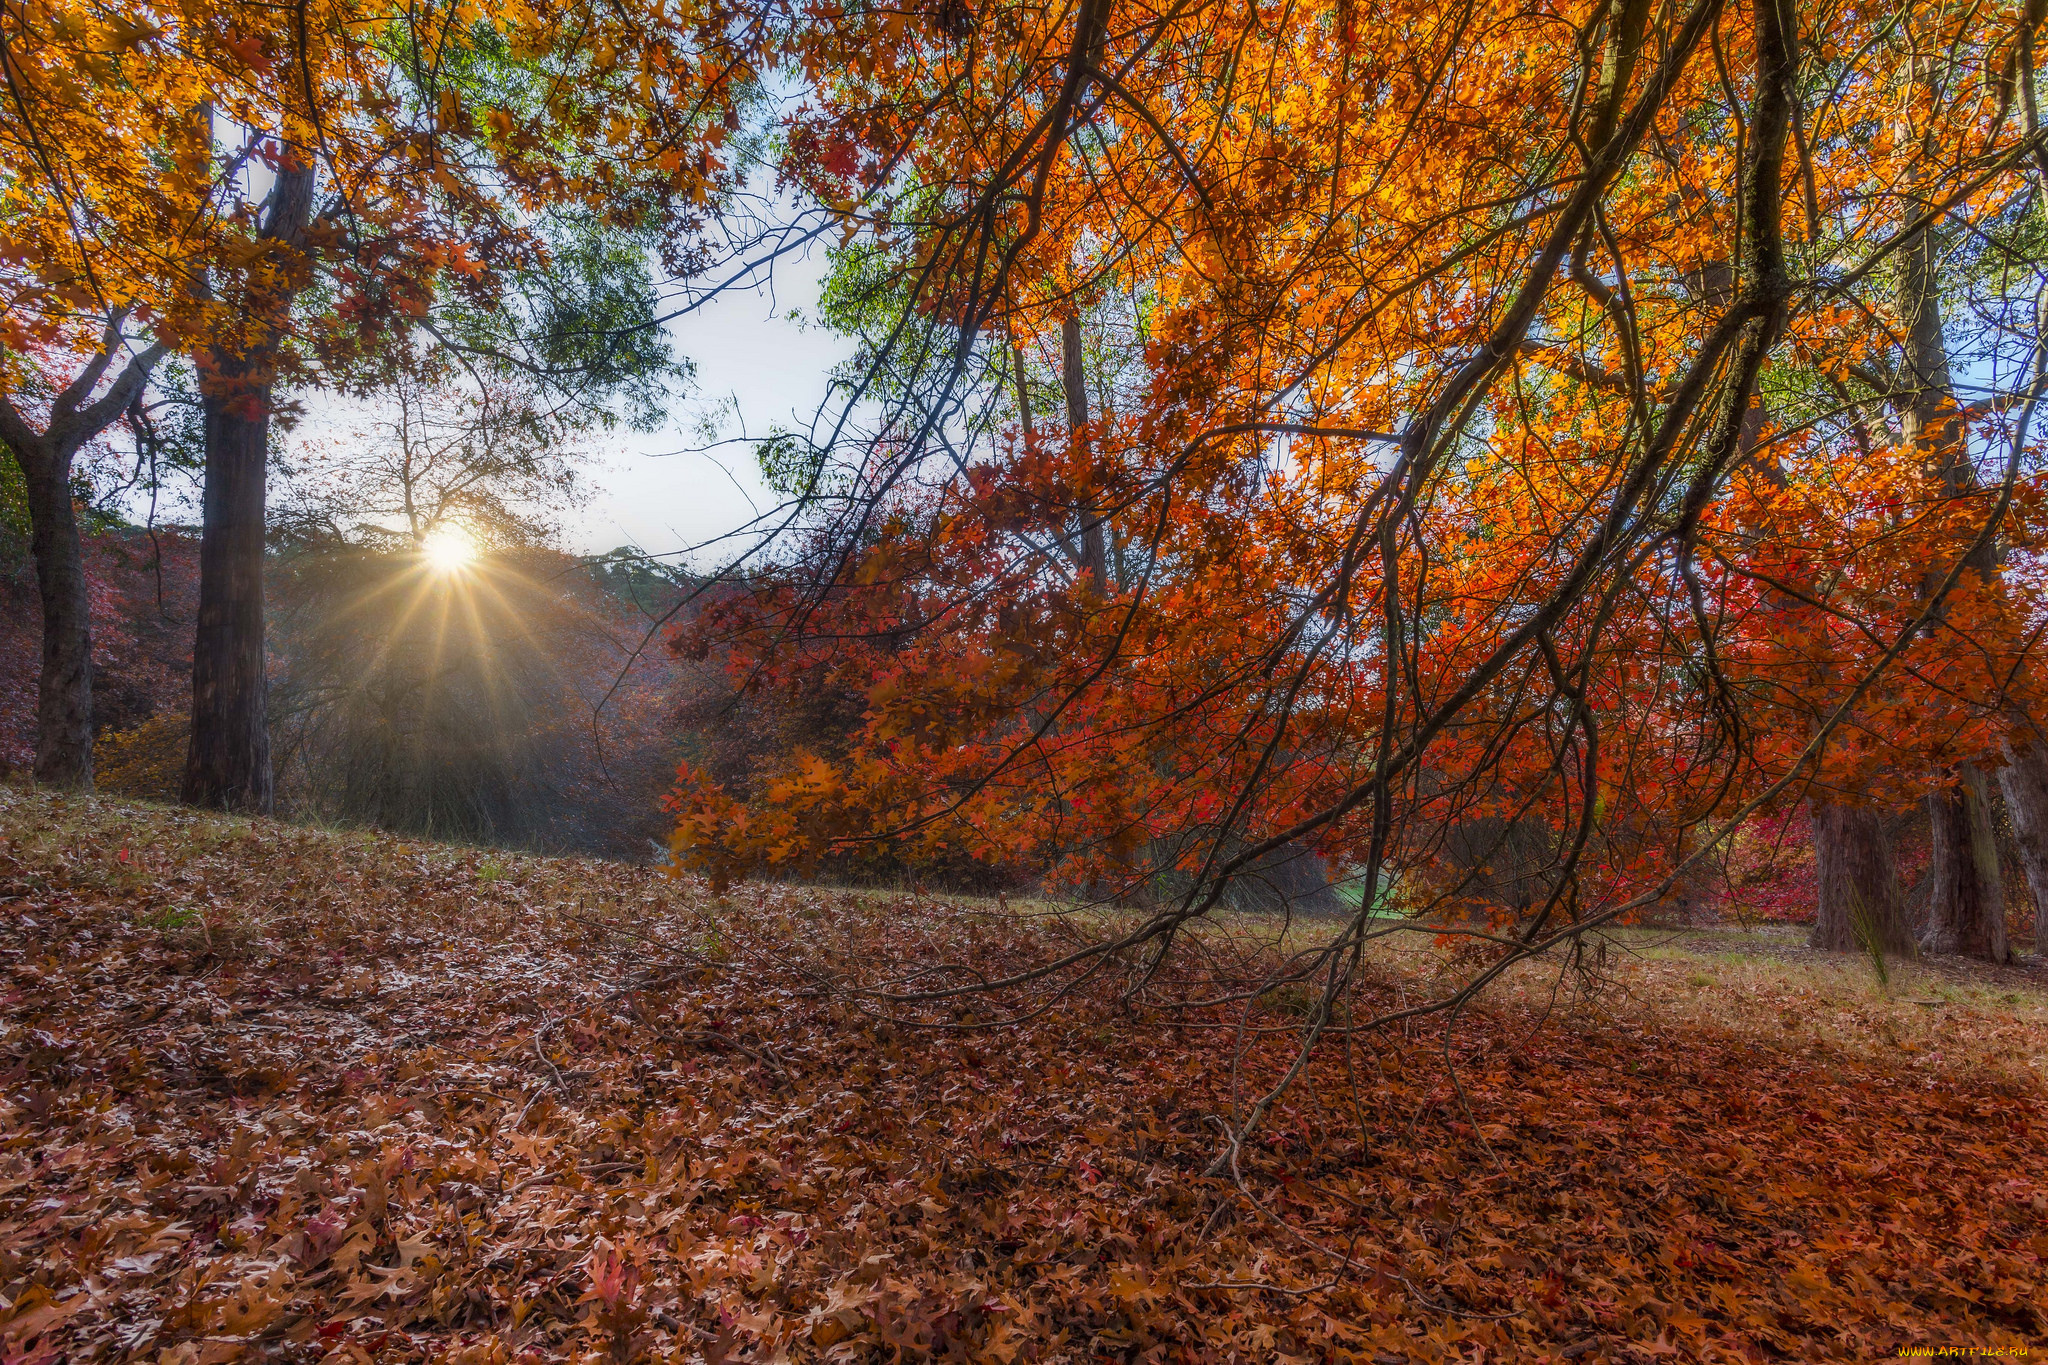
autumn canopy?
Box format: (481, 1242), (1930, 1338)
(6, 0), (2048, 1357)
(655, 0), (2048, 992)
(6, 0), (2048, 966)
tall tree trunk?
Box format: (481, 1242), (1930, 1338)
(180, 154), (313, 815)
(16, 440), (94, 787)
(1895, 53), (2006, 959)
(182, 369), (274, 813)
(1920, 767), (2008, 959)
(1060, 314), (1108, 588)
(1997, 734), (2048, 957)
(1808, 800), (1912, 952)
(0, 325), (164, 790)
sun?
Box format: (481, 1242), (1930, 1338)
(420, 525), (478, 574)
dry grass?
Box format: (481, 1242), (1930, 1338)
(1577, 924), (2048, 1088)
(1314, 916), (2048, 1092)
(15, 778), (2047, 1093)
(1014, 891), (2048, 1092)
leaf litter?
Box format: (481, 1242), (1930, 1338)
(0, 787), (2041, 1363)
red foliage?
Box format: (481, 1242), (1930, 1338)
(667, 0), (2048, 953)
(1715, 811), (1818, 925)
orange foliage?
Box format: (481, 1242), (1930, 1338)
(0, 0), (754, 390)
(671, 0), (2048, 933)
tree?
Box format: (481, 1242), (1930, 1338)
(180, 6), (756, 812)
(0, 0), (205, 784)
(1, 0), (760, 811)
(182, 154), (314, 814)
(671, 0), (2048, 1099)
(0, 325), (162, 785)
(1893, 22), (2005, 959)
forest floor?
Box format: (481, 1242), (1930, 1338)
(1, 785), (2044, 1364)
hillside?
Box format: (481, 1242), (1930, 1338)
(1, 787), (2043, 1363)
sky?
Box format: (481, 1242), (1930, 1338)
(572, 240), (853, 563)
(147, 136), (853, 566)
(246, 227), (851, 569)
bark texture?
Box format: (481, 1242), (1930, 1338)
(1998, 734), (2048, 956)
(1919, 765), (2009, 960)
(182, 373), (275, 813)
(1808, 800), (1912, 953)
(0, 324), (164, 788)
(18, 439), (94, 787)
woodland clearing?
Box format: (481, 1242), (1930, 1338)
(1, 785), (2044, 1364)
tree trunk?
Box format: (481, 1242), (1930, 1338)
(0, 329), (162, 790)
(1060, 314), (1108, 588)
(1920, 765), (2008, 960)
(1808, 800), (1911, 953)
(1998, 734), (2048, 956)
(182, 371), (273, 813)
(1895, 55), (2005, 960)
(180, 153), (311, 815)
(15, 440), (94, 788)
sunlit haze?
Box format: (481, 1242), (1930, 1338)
(420, 525), (477, 574)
